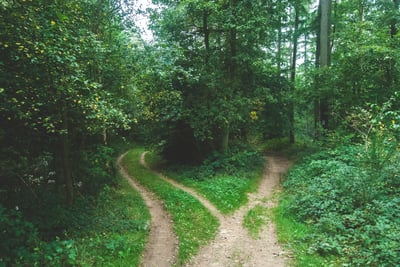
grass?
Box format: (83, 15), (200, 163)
(74, 173), (150, 267)
(145, 147), (265, 214)
(153, 165), (264, 214)
(174, 175), (257, 214)
(121, 148), (219, 266)
(243, 205), (270, 239)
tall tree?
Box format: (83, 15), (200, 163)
(314, 0), (332, 134)
(289, 2), (301, 144)
(146, 0), (287, 160)
(0, 0), (136, 205)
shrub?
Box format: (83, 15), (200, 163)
(281, 145), (400, 266)
(0, 205), (38, 265)
(172, 146), (264, 181)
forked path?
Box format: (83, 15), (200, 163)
(118, 153), (178, 267)
(142, 152), (291, 267)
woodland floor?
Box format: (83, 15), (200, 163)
(118, 152), (292, 267)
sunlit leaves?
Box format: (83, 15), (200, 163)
(0, 0), (135, 139)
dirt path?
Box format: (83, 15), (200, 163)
(141, 152), (291, 267)
(117, 153), (178, 267)
(140, 152), (224, 222)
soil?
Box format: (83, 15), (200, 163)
(119, 152), (292, 267)
(118, 153), (178, 267)
(184, 155), (292, 267)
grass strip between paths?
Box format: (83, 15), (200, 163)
(146, 153), (265, 215)
(121, 148), (219, 266)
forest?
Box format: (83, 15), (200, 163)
(0, 0), (399, 266)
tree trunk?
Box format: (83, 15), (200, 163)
(391, 0), (399, 38)
(221, 122), (230, 154)
(315, 0), (331, 135)
(319, 0), (331, 68)
(61, 105), (73, 205)
(277, 0), (283, 72)
(203, 10), (210, 64)
(289, 4), (300, 144)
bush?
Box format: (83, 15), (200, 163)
(281, 145), (400, 266)
(77, 145), (116, 195)
(172, 146), (264, 181)
(0, 205), (38, 265)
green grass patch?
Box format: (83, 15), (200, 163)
(121, 148), (219, 266)
(178, 175), (257, 214)
(151, 148), (265, 214)
(73, 175), (150, 267)
(243, 205), (270, 239)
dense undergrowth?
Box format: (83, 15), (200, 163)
(121, 148), (219, 265)
(0, 176), (150, 266)
(277, 145), (400, 266)
(0, 141), (150, 266)
(150, 146), (265, 214)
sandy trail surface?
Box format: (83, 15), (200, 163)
(141, 152), (292, 267)
(118, 153), (178, 267)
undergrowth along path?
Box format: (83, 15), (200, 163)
(140, 152), (224, 222)
(141, 152), (292, 267)
(118, 153), (178, 267)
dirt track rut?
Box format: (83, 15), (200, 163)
(118, 153), (178, 267)
(141, 152), (291, 267)
(119, 151), (291, 267)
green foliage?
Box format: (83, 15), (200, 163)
(0, 0), (140, 206)
(170, 146), (264, 180)
(274, 199), (340, 267)
(78, 145), (116, 195)
(243, 205), (270, 239)
(143, 0), (293, 158)
(0, 158), (150, 267)
(280, 144), (400, 266)
(73, 178), (150, 267)
(0, 205), (38, 265)
(162, 147), (265, 213)
(122, 148), (219, 265)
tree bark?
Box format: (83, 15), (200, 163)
(315, 0), (331, 135)
(221, 122), (230, 154)
(203, 10), (210, 64)
(277, 0), (283, 72)
(391, 0), (399, 38)
(61, 105), (73, 205)
(289, 4), (300, 144)
(319, 0), (331, 68)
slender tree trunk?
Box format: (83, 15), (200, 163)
(289, 4), (300, 144)
(391, 0), (399, 38)
(319, 0), (331, 67)
(103, 128), (108, 145)
(220, 0), (237, 153)
(61, 105), (73, 205)
(314, 0), (331, 136)
(203, 11), (210, 64)
(221, 122), (230, 154)
(277, 0), (283, 72)
(320, 0), (331, 129)
(314, 3), (321, 138)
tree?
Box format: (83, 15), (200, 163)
(314, 0), (332, 133)
(289, 1), (301, 144)
(0, 0), (136, 205)
(145, 0), (286, 160)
